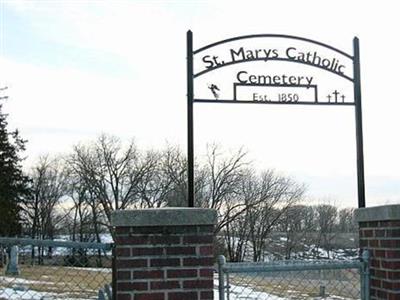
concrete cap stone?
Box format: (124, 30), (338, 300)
(111, 208), (217, 227)
(355, 204), (400, 222)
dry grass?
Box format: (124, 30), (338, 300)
(227, 269), (360, 299)
(0, 265), (111, 299)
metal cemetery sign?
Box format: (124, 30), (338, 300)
(186, 32), (365, 208)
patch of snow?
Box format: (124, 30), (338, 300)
(0, 288), (45, 300)
(0, 276), (54, 285)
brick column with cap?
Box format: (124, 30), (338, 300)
(111, 208), (217, 300)
(355, 204), (400, 299)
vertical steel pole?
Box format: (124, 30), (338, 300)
(353, 37), (366, 208)
(361, 250), (370, 300)
(218, 255), (226, 300)
(112, 245), (117, 300)
(187, 30), (195, 207)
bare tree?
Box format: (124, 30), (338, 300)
(23, 155), (69, 239)
(221, 169), (306, 262)
(22, 155), (69, 262)
(247, 172), (305, 262)
(197, 145), (249, 232)
(338, 207), (356, 233)
(314, 204), (338, 259)
(279, 205), (316, 259)
(68, 134), (155, 235)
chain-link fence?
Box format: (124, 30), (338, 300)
(217, 251), (369, 300)
(0, 237), (113, 300)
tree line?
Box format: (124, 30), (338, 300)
(1, 101), (356, 262)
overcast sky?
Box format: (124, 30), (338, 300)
(1, 0), (399, 208)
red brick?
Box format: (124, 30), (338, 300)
(386, 250), (400, 259)
(166, 247), (196, 255)
(369, 240), (379, 247)
(381, 240), (400, 248)
(131, 247), (164, 256)
(388, 221), (400, 227)
(362, 229), (374, 237)
(367, 221), (379, 228)
(199, 269), (214, 277)
(134, 293), (165, 300)
(198, 225), (214, 233)
(359, 239), (368, 247)
(388, 293), (400, 300)
(382, 260), (400, 269)
(371, 259), (381, 268)
(376, 289), (388, 298)
(374, 250), (386, 258)
(168, 292), (198, 300)
(133, 270), (164, 279)
(116, 227), (131, 234)
(200, 291), (213, 299)
(358, 222), (368, 228)
(374, 269), (387, 278)
(388, 271), (400, 280)
(117, 293), (132, 300)
(117, 248), (131, 257)
(151, 236), (180, 245)
(151, 258), (180, 267)
(183, 257), (213, 267)
(199, 246), (213, 256)
(370, 288), (376, 297)
(117, 259), (147, 268)
(183, 235), (213, 244)
(387, 229), (400, 237)
(133, 227), (167, 234)
(150, 281), (180, 290)
(382, 280), (400, 290)
(375, 230), (386, 237)
(183, 279), (213, 289)
(167, 269), (197, 278)
(117, 271), (131, 280)
(117, 235), (181, 245)
(371, 278), (382, 288)
(118, 282), (148, 291)
(115, 236), (149, 245)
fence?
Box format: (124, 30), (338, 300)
(217, 250), (370, 300)
(0, 237), (114, 300)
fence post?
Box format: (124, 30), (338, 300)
(5, 245), (20, 275)
(360, 249), (370, 300)
(111, 245), (116, 300)
(218, 255), (226, 300)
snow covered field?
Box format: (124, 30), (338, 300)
(1, 275), (359, 300)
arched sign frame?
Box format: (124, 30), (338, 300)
(186, 31), (365, 208)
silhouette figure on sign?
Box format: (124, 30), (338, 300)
(208, 84), (220, 100)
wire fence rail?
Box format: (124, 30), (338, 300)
(0, 237), (114, 300)
(217, 250), (369, 300)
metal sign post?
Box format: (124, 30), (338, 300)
(353, 37), (365, 208)
(187, 30), (194, 207)
(186, 32), (366, 208)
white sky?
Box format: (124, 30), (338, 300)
(1, 0), (399, 208)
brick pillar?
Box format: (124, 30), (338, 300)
(355, 205), (400, 299)
(111, 208), (217, 300)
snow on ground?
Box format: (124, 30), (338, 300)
(0, 287), (96, 300)
(63, 266), (111, 273)
(0, 276), (54, 286)
(213, 277), (356, 300)
(214, 279), (286, 300)
(1, 278), (352, 300)
(0, 288), (46, 300)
